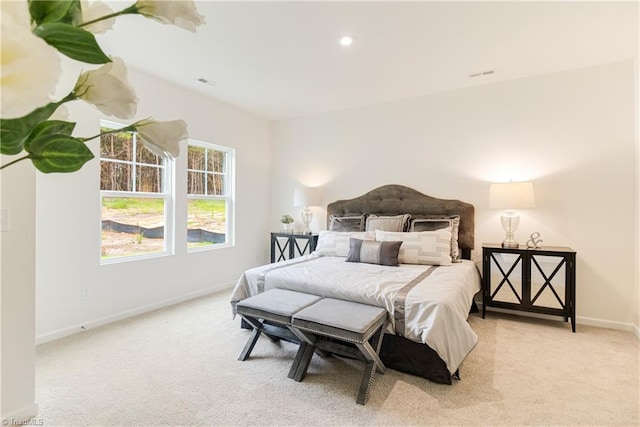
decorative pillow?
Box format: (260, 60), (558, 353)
(375, 229), (452, 266)
(328, 214), (367, 232)
(365, 214), (411, 232)
(314, 231), (375, 257)
(346, 238), (402, 266)
(409, 215), (461, 262)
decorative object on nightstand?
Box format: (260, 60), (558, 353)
(280, 214), (294, 233)
(293, 187), (323, 234)
(271, 232), (319, 263)
(489, 181), (536, 248)
(482, 243), (577, 332)
(526, 232), (543, 249)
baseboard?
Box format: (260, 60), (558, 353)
(2, 402), (39, 425)
(482, 305), (639, 336)
(35, 282), (235, 345)
(577, 315), (639, 335)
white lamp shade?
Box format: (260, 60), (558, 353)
(293, 187), (323, 207)
(489, 182), (536, 209)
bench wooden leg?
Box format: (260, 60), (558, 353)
(355, 341), (386, 374)
(370, 327), (386, 374)
(238, 315), (284, 361)
(290, 342), (316, 382)
(238, 326), (262, 361)
(286, 328), (316, 382)
(356, 361), (377, 405)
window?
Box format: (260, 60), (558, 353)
(187, 141), (234, 250)
(100, 121), (173, 261)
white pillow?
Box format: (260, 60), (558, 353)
(314, 231), (375, 257)
(375, 229), (452, 266)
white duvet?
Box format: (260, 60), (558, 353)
(230, 254), (481, 375)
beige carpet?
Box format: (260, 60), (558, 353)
(35, 289), (639, 426)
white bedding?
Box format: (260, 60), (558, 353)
(230, 254), (481, 375)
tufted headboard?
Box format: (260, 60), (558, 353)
(326, 184), (475, 259)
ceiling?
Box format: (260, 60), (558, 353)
(99, 1), (639, 120)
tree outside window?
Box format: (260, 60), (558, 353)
(187, 142), (234, 250)
(100, 121), (172, 261)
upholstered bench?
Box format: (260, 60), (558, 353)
(235, 289), (322, 378)
(291, 298), (387, 405)
(236, 289), (388, 405)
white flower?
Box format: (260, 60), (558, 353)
(50, 105), (70, 121)
(136, 119), (187, 159)
(0, 2), (61, 119)
(135, 0), (205, 32)
(80, 0), (116, 34)
(74, 57), (138, 119)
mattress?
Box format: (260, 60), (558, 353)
(230, 254), (481, 374)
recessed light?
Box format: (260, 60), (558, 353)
(339, 36), (354, 46)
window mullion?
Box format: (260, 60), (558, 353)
(132, 132), (137, 192)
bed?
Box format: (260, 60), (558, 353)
(230, 184), (481, 384)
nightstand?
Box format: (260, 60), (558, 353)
(482, 243), (577, 332)
(270, 232), (319, 263)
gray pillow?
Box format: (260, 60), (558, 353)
(365, 214), (411, 232)
(346, 238), (402, 266)
(329, 214), (367, 232)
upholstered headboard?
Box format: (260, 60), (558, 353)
(326, 184), (475, 259)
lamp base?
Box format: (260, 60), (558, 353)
(501, 240), (519, 249)
(301, 208), (313, 235)
(500, 210), (520, 249)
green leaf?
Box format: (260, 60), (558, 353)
(0, 102), (62, 155)
(24, 121), (76, 152)
(29, 0), (75, 25)
(33, 23), (111, 64)
(28, 135), (94, 173)
(62, 1), (83, 26)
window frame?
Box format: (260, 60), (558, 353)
(99, 120), (175, 264)
(186, 139), (235, 252)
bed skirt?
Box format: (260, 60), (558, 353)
(379, 334), (452, 384)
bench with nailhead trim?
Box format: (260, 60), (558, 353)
(236, 289), (388, 405)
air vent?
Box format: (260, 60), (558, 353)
(469, 69), (496, 78)
(196, 77), (217, 87)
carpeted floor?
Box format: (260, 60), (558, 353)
(35, 289), (639, 426)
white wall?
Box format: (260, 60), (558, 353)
(35, 68), (272, 342)
(1, 162), (38, 421)
(272, 60), (638, 331)
(635, 56), (640, 337)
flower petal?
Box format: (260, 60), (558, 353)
(136, 119), (188, 159)
(135, 0), (205, 32)
(80, 0), (116, 34)
(0, 3), (61, 119)
(74, 57), (138, 119)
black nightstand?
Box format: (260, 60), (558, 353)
(270, 232), (319, 263)
(482, 243), (577, 332)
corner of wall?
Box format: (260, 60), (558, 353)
(634, 54), (640, 338)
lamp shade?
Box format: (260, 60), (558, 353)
(489, 182), (536, 209)
(293, 187), (323, 207)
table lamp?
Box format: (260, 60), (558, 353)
(489, 181), (536, 248)
(293, 187), (322, 234)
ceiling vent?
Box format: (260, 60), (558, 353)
(469, 69), (495, 78)
(196, 77), (217, 87)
